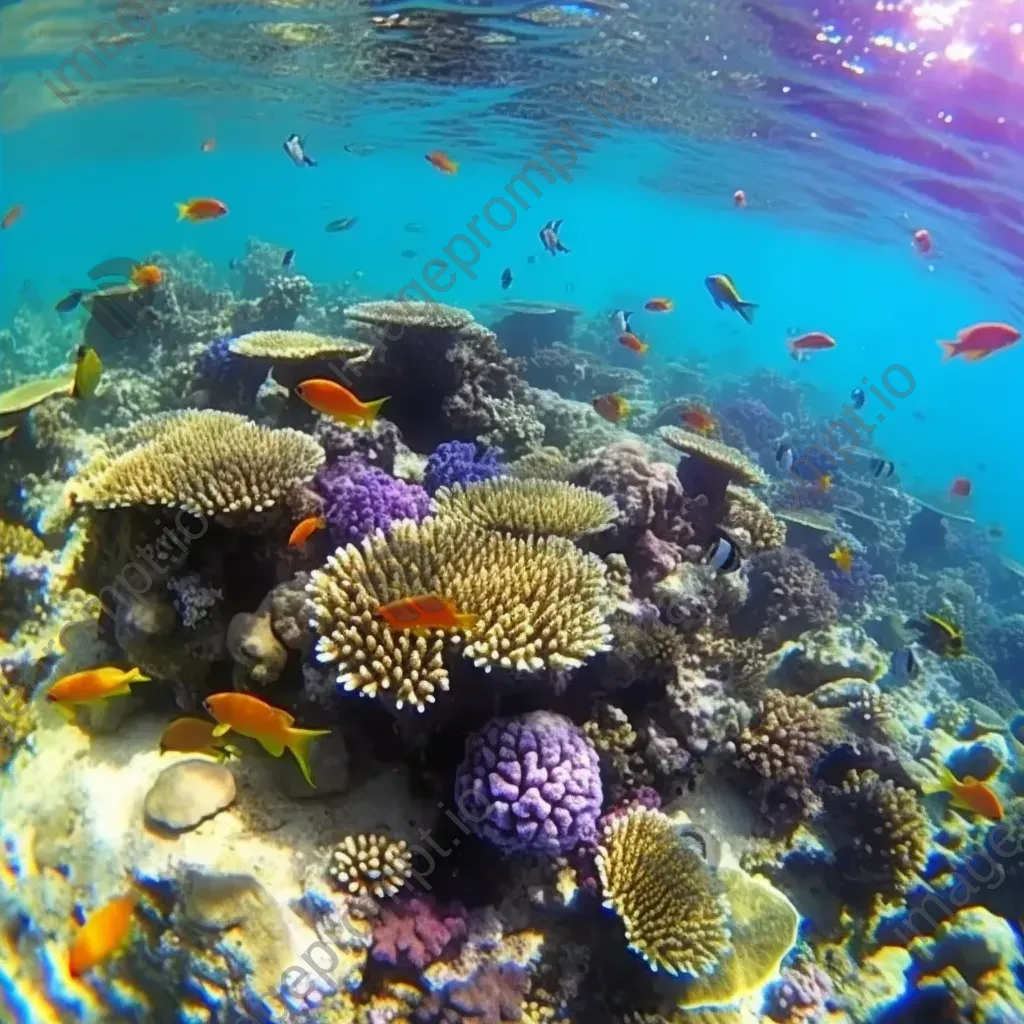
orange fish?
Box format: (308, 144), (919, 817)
(69, 894), (138, 978)
(294, 379), (389, 428)
(376, 594), (478, 634)
(618, 332), (648, 355)
(788, 332), (837, 358)
(425, 151), (458, 175)
(203, 692), (330, 788)
(288, 515), (326, 548)
(913, 228), (933, 254)
(175, 198), (228, 222)
(592, 393), (630, 423)
(644, 297), (674, 313)
(817, 474), (833, 494)
(829, 544), (854, 573)
(733, 189), (747, 208)
(922, 763), (1003, 821)
(2, 204), (23, 230)
(159, 716), (234, 759)
(939, 322), (1021, 362)
(681, 409), (716, 435)
(949, 476), (972, 499)
(200, 137), (216, 152)
(130, 264), (163, 288)
(47, 666), (150, 708)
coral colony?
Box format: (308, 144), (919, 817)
(1, 257), (1024, 1024)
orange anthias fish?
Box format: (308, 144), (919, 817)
(618, 332), (649, 355)
(681, 409), (716, 436)
(592, 393), (631, 423)
(377, 594), (479, 635)
(69, 894), (138, 978)
(949, 476), (972, 499)
(47, 666), (150, 708)
(159, 717), (234, 759)
(175, 198), (228, 222)
(288, 515), (327, 548)
(733, 189), (747, 208)
(939, 322), (1021, 362)
(788, 332), (837, 358)
(644, 297), (674, 313)
(425, 151), (458, 175)
(922, 763), (1003, 821)
(2, 204), (24, 230)
(203, 692), (331, 788)
(294, 379), (389, 428)
(130, 264), (163, 288)
(829, 544), (854, 574)
(200, 137), (216, 152)
(913, 228), (933, 254)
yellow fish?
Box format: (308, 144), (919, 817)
(159, 717), (238, 760)
(47, 666), (150, 710)
(72, 345), (102, 399)
(906, 613), (965, 658)
(829, 544), (854, 574)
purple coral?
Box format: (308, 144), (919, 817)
(763, 960), (835, 1022)
(423, 440), (504, 495)
(371, 896), (468, 970)
(314, 456), (431, 546)
(454, 711), (603, 856)
(827, 556), (884, 608)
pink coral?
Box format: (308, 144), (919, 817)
(372, 896), (468, 970)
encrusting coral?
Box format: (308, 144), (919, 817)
(67, 410), (325, 516)
(433, 478), (617, 540)
(305, 518), (612, 711)
(596, 806), (730, 977)
(328, 833), (412, 898)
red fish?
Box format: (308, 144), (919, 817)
(788, 332), (836, 358)
(425, 151), (458, 175)
(644, 297), (673, 313)
(733, 189), (747, 208)
(950, 476), (972, 499)
(175, 198), (228, 222)
(376, 594), (478, 633)
(288, 515), (326, 548)
(939, 322), (1021, 363)
(2, 204), (23, 230)
(618, 332), (648, 355)
(681, 409), (716, 435)
(592, 393), (630, 423)
(200, 137), (216, 152)
(913, 228), (933, 254)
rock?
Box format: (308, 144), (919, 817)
(144, 759), (236, 834)
(227, 605), (287, 687)
(768, 624), (887, 693)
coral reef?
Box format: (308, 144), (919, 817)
(423, 439), (504, 495)
(371, 896), (468, 970)
(328, 833), (412, 898)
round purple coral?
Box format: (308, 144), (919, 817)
(423, 440), (504, 495)
(314, 455), (431, 545)
(454, 710), (603, 856)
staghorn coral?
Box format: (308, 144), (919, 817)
(328, 833), (412, 899)
(305, 518), (612, 712)
(454, 711), (603, 856)
(723, 485), (785, 553)
(433, 479), (617, 541)
(423, 440), (504, 495)
(371, 896), (468, 970)
(596, 806), (730, 976)
(68, 410), (325, 516)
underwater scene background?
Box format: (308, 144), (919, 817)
(3, 0), (1024, 1021)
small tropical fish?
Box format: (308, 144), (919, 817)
(55, 289), (89, 314)
(912, 410), (927, 422)
(610, 309), (633, 335)
(288, 515), (326, 548)
(400, 249), (418, 258)
(72, 345), (102, 400)
(645, 297), (673, 313)
(425, 150), (458, 175)
(592, 393), (630, 423)
(788, 332), (837, 358)
(130, 264), (162, 288)
(913, 228), (933, 254)
(939, 322), (1021, 362)
(906, 613), (965, 658)
(69, 894), (138, 978)
(870, 458), (895, 479)
(733, 189), (747, 208)
(200, 137), (216, 152)
(539, 219), (570, 256)
(850, 387), (865, 410)
(894, 647), (920, 680)
(175, 198), (228, 222)
(921, 762), (1003, 821)
(325, 217), (357, 233)
(344, 143), (375, 156)
(816, 474), (832, 494)
(501, 268), (513, 290)
(776, 444), (794, 473)
(829, 544), (854, 574)
(203, 692), (330, 788)
(681, 409), (716, 435)
(704, 274), (757, 324)
(2, 204), (24, 230)
(949, 476), (972, 498)
(527, 255), (537, 264)
(295, 379), (389, 428)
(988, 524), (1005, 540)
(618, 332), (648, 354)
(404, 222), (421, 233)
(702, 532), (742, 574)
(47, 666), (150, 708)
(160, 716), (233, 758)
(282, 248), (295, 269)
(376, 594), (479, 633)
(283, 133), (317, 167)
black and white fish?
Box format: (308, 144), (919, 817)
(282, 248), (295, 268)
(894, 646), (920, 680)
(776, 444), (795, 473)
(870, 457), (895, 479)
(850, 387), (866, 410)
(501, 268), (513, 290)
(539, 219), (570, 256)
(283, 133), (316, 167)
(701, 532), (743, 574)
(609, 309), (633, 335)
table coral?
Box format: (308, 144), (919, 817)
(455, 710), (603, 856)
(423, 440), (504, 495)
(328, 833), (412, 899)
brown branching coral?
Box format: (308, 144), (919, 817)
(67, 411), (325, 516)
(724, 485), (785, 553)
(328, 833), (412, 898)
(433, 479), (617, 540)
(596, 806), (730, 976)
(306, 518), (611, 712)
